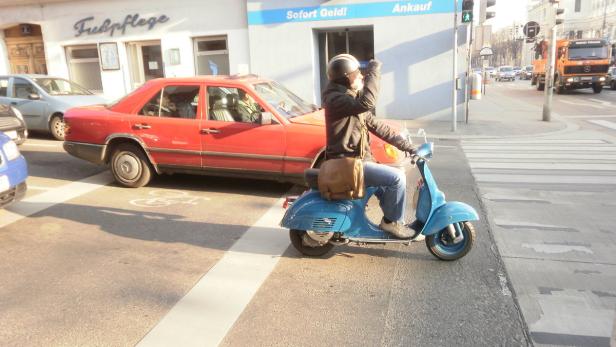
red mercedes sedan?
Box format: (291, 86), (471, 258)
(63, 75), (407, 188)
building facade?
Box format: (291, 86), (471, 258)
(523, 0), (616, 66)
(0, 0), (469, 120)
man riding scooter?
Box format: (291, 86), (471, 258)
(322, 54), (423, 240)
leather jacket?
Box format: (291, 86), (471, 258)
(322, 60), (414, 161)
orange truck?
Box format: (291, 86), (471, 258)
(531, 39), (611, 94)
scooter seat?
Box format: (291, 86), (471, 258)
(304, 168), (320, 189)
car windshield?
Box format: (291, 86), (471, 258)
(252, 81), (315, 118)
(500, 67), (513, 72)
(569, 46), (609, 60)
(33, 78), (92, 96)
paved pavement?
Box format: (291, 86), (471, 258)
(416, 79), (616, 347)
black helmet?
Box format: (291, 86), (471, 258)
(327, 54), (360, 82)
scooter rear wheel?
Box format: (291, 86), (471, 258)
(289, 230), (334, 257)
(426, 222), (475, 261)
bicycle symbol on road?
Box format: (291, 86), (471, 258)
(129, 190), (211, 208)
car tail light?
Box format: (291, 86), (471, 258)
(384, 143), (399, 161)
(283, 196), (298, 209)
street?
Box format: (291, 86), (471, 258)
(467, 79), (616, 347)
(1, 78), (615, 346)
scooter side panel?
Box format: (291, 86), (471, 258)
(280, 190), (351, 232)
(421, 201), (479, 236)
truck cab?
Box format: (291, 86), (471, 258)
(532, 39), (611, 94)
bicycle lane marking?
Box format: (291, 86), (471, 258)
(137, 197), (289, 347)
(0, 171), (113, 229)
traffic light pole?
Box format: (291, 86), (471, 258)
(452, 0), (459, 132)
(542, 6), (558, 122)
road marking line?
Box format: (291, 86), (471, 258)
(463, 145), (616, 152)
(587, 120), (616, 131)
(0, 172), (113, 229)
(137, 198), (289, 347)
(465, 153), (616, 160)
(469, 162), (616, 171)
(565, 115), (616, 119)
(473, 174), (616, 185)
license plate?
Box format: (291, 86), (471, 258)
(581, 77), (592, 81)
(0, 175), (9, 193)
(3, 130), (17, 139)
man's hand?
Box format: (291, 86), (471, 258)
(367, 59), (382, 72)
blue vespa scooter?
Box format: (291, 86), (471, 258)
(280, 134), (479, 260)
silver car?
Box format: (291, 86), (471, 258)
(0, 75), (107, 140)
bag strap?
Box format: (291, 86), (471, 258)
(358, 119), (368, 160)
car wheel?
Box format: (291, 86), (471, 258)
(49, 114), (65, 141)
(592, 83), (603, 94)
(110, 143), (153, 188)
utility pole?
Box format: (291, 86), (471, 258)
(542, 1), (564, 122)
(452, 0), (459, 132)
(602, 0), (609, 38)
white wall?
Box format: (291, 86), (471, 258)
(0, 0), (250, 99)
(247, 0), (466, 120)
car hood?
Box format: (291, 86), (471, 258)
(288, 110), (326, 126)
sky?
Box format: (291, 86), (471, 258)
(480, 0), (531, 30)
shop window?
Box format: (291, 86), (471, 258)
(140, 85), (200, 119)
(206, 86), (263, 123)
(194, 36), (230, 76)
(575, 0), (581, 12)
(66, 45), (103, 92)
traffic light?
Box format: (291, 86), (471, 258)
(555, 8), (565, 25)
(462, 0), (474, 23)
(480, 0), (496, 22)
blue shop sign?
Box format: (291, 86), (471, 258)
(248, 1), (455, 25)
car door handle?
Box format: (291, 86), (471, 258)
(133, 123), (151, 130)
(200, 128), (221, 134)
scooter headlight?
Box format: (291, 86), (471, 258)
(2, 140), (20, 161)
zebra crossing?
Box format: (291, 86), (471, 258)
(461, 137), (616, 347)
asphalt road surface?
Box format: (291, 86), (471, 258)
(0, 134), (528, 346)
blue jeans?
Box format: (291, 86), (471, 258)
(363, 162), (407, 223)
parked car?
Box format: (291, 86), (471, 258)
(0, 75), (107, 141)
(606, 66), (616, 90)
(64, 76), (409, 188)
(496, 66), (516, 81)
(0, 104), (27, 145)
(521, 65), (534, 80)
(0, 132), (28, 208)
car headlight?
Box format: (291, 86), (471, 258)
(2, 140), (21, 161)
(599, 77), (606, 82)
(566, 77), (574, 82)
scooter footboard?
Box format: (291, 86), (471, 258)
(421, 201), (479, 236)
(280, 190), (352, 233)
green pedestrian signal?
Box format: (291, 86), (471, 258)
(462, 11), (473, 23)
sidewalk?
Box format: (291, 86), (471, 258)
(396, 82), (571, 140)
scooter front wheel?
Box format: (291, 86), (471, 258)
(289, 229), (334, 257)
(426, 222), (475, 261)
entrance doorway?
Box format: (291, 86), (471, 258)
(127, 41), (164, 89)
(317, 27), (374, 92)
(3, 24), (47, 74)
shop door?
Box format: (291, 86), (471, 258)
(3, 24), (47, 75)
(317, 28), (374, 93)
(127, 41), (164, 89)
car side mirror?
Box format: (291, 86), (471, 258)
(28, 93), (40, 100)
(260, 111), (273, 125)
